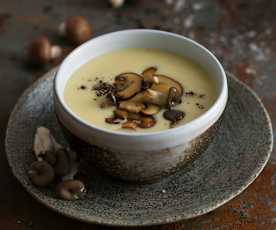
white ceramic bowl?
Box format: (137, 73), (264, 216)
(54, 29), (228, 182)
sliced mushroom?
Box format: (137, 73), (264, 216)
(141, 104), (160, 116)
(143, 89), (168, 106)
(114, 73), (143, 99)
(167, 87), (182, 109)
(127, 112), (142, 121)
(56, 180), (86, 200)
(139, 116), (156, 128)
(151, 74), (183, 96)
(28, 161), (55, 187)
(163, 109), (185, 124)
(114, 109), (128, 119)
(122, 120), (140, 129)
(119, 101), (145, 113)
(142, 67), (159, 84)
(105, 117), (122, 124)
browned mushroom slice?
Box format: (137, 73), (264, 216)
(151, 74), (183, 96)
(142, 67), (159, 83)
(141, 104), (160, 116)
(163, 109), (185, 124)
(139, 116), (156, 128)
(114, 73), (143, 99)
(122, 120), (140, 129)
(114, 109), (128, 119)
(119, 101), (145, 113)
(143, 89), (168, 106)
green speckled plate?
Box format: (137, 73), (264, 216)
(5, 68), (273, 226)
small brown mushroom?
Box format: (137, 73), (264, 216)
(141, 104), (160, 116)
(43, 150), (57, 166)
(142, 67), (159, 84)
(56, 180), (86, 200)
(139, 116), (156, 128)
(114, 73), (143, 99)
(119, 101), (145, 113)
(28, 36), (62, 65)
(28, 161), (55, 187)
(54, 148), (71, 177)
(58, 16), (92, 46)
(109, 0), (125, 8)
(114, 109), (128, 119)
(122, 120), (140, 129)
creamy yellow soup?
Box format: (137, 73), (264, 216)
(64, 48), (217, 132)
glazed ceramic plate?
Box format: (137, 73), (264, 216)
(5, 68), (273, 226)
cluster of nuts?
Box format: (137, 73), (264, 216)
(27, 16), (92, 66)
(28, 127), (86, 200)
(94, 66), (186, 129)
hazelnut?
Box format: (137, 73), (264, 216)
(27, 36), (62, 65)
(58, 16), (92, 46)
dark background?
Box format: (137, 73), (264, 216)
(0, 0), (275, 229)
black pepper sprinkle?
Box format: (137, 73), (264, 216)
(79, 85), (87, 90)
(93, 81), (114, 97)
(196, 103), (205, 109)
(185, 91), (195, 96)
(185, 91), (206, 98)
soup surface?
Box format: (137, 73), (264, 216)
(64, 48), (217, 132)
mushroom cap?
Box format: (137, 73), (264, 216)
(151, 74), (183, 96)
(115, 73), (143, 99)
(56, 180), (86, 200)
(28, 36), (51, 65)
(65, 16), (92, 45)
(28, 161), (55, 187)
(119, 101), (145, 113)
(163, 109), (185, 123)
(142, 66), (158, 83)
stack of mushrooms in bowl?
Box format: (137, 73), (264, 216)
(96, 66), (185, 129)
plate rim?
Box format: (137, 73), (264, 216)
(5, 69), (273, 227)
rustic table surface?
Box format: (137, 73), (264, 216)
(0, 0), (275, 229)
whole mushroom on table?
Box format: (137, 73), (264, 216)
(28, 127), (86, 201)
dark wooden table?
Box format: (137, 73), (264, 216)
(0, 0), (275, 229)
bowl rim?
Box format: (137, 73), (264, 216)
(54, 29), (228, 137)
